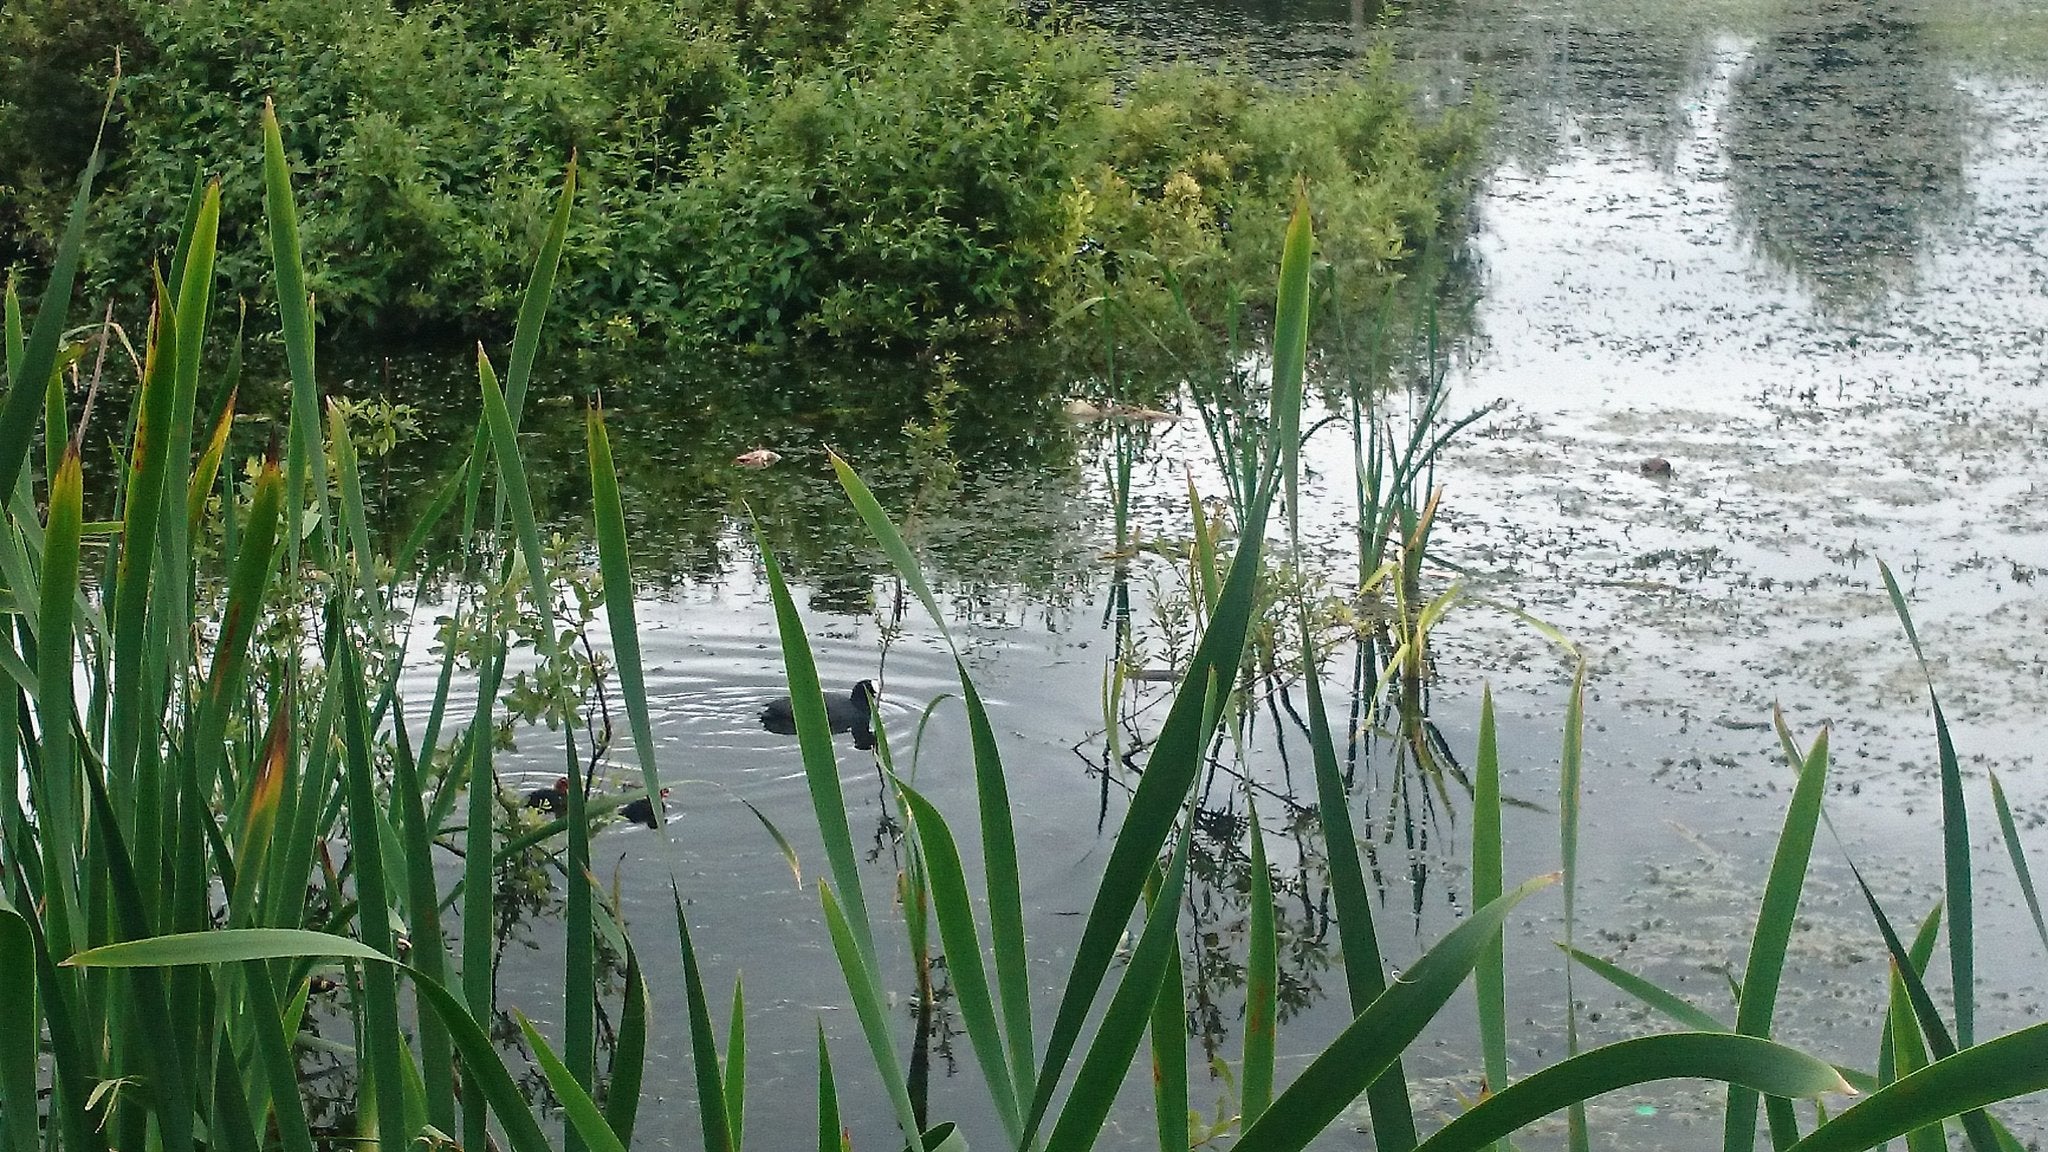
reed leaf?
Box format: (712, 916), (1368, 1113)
(817, 1023), (842, 1152)
(674, 888), (737, 1152)
(897, 782), (1023, 1142)
(588, 405), (663, 826)
(1149, 872), (1190, 1152)
(0, 903), (38, 1152)
(1878, 560), (1973, 1049)
(1243, 796), (1277, 1127)
(1724, 729), (1830, 1152)
(1044, 818), (1194, 1152)
(1414, 1034), (1850, 1152)
(1233, 874), (1559, 1152)
(820, 882), (923, 1148)
(260, 99), (331, 563)
(1559, 659), (1589, 1152)
(1563, 945), (1729, 1033)
(520, 1014), (629, 1152)
(725, 977), (747, 1150)
(1988, 772), (2048, 956)
(607, 944), (650, 1147)
(0, 141), (98, 500)
(1793, 1021), (2048, 1152)
(1473, 687), (1509, 1117)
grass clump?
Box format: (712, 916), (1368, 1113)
(1, 0), (1478, 351)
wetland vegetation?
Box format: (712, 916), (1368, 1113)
(4, 0), (2048, 1149)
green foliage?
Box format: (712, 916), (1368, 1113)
(0, 0), (1477, 350)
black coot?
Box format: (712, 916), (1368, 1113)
(621, 788), (670, 828)
(524, 777), (569, 814)
(761, 679), (876, 744)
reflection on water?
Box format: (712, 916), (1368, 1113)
(1723, 0), (1973, 311)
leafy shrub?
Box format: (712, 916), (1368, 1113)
(0, 0), (1481, 350)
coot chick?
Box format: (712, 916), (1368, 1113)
(761, 680), (876, 739)
(621, 788), (671, 829)
(524, 777), (569, 815)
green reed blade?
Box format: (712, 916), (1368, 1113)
(1843, 862), (1999, 1152)
(1474, 687), (1509, 1123)
(328, 402), (376, 591)
(5, 879), (101, 1152)
(192, 450), (282, 799)
(1301, 626), (1416, 1145)
(1878, 560), (1973, 1049)
(1412, 1033), (1849, 1152)
(897, 781), (1023, 1141)
(607, 943), (650, 1148)
(519, 1013), (628, 1152)
(827, 452), (1033, 1093)
(725, 976), (747, 1149)
(1243, 795), (1276, 1127)
(80, 747), (197, 1152)
(209, 1041), (263, 1152)
(816, 1022), (842, 1152)
(34, 449), (86, 966)
(1793, 1020), (2048, 1152)
(1045, 817), (1194, 1152)
(161, 176), (220, 678)
(753, 520), (879, 964)
(480, 350), (595, 1109)
(1024, 424), (1278, 1145)
(587, 406), (663, 827)
(0, 141), (98, 500)
(819, 879), (923, 1149)
(1273, 189), (1312, 546)
(0, 902), (38, 1152)
(260, 100), (332, 565)
(224, 702), (290, 930)
(186, 387), (236, 544)
(1877, 903), (1943, 1086)
(109, 277), (178, 803)
(1886, 963), (1943, 1152)
(505, 157), (575, 425)
(1562, 945), (1729, 1033)
(1559, 659), (1589, 1152)
(3, 277), (21, 382)
(1988, 773), (2048, 956)
(1724, 728), (1830, 1152)
(391, 729), (455, 1133)
(673, 888), (738, 1152)
(336, 630), (413, 1152)
(240, 960), (316, 1152)
(1234, 874), (1559, 1152)
(1149, 880), (1190, 1152)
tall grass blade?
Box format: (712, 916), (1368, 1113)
(481, 350), (596, 1109)
(519, 1014), (629, 1152)
(0, 903), (38, 1152)
(0, 139), (98, 499)
(336, 630), (413, 1152)
(1988, 773), (2048, 956)
(1273, 188), (1312, 545)
(1302, 629), (1415, 1144)
(1233, 874), (1558, 1152)
(1473, 687), (1509, 1126)
(1559, 660), (1589, 1152)
(820, 882), (923, 1148)
(607, 945), (650, 1147)
(817, 1023), (842, 1152)
(1026, 337), (1288, 1145)
(674, 889), (737, 1152)
(725, 977), (747, 1149)
(109, 281), (178, 799)
(260, 99), (332, 562)
(1044, 819), (1194, 1152)
(1724, 729), (1830, 1152)
(1793, 1021), (2048, 1152)
(1885, 964), (1942, 1152)
(1243, 797), (1277, 1127)
(1413, 1034), (1850, 1152)
(1562, 945), (1729, 1032)
(1878, 560), (1973, 1049)
(897, 782), (1023, 1141)
(828, 452), (1032, 1095)
(588, 405), (664, 826)
(1149, 876), (1190, 1152)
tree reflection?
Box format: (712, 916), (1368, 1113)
(1722, 0), (1971, 311)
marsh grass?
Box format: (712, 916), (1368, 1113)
(0, 108), (2042, 1152)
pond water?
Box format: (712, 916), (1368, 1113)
(371, 0), (2048, 1146)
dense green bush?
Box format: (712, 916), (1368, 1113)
(0, 0), (1480, 350)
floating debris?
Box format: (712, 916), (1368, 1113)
(734, 448), (782, 468)
(1639, 456), (1674, 478)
